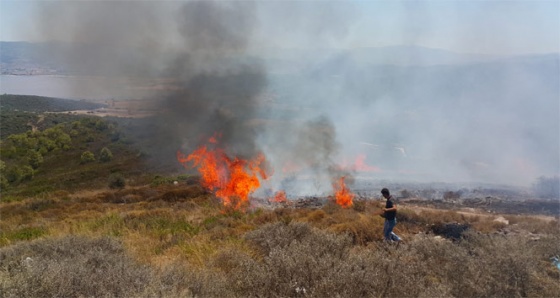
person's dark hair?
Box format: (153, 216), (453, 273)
(381, 188), (390, 195)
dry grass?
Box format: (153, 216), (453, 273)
(1, 184), (559, 297)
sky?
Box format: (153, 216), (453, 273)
(0, 0), (558, 55)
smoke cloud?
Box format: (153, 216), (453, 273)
(29, 1), (559, 191)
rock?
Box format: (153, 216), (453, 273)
(493, 216), (509, 225)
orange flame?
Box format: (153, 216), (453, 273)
(333, 176), (354, 208)
(338, 154), (381, 172)
(270, 190), (287, 203)
(354, 154), (381, 172)
(177, 137), (268, 210)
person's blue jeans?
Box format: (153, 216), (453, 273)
(383, 218), (401, 242)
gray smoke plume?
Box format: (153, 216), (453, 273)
(33, 1), (267, 166)
(28, 1), (556, 192)
(32, 0), (355, 192)
(158, 1), (265, 159)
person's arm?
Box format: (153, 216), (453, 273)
(384, 204), (397, 212)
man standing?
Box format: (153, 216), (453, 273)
(381, 188), (401, 243)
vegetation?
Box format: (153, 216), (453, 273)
(99, 147), (113, 162)
(0, 187), (558, 297)
(0, 113), (146, 199)
(80, 151), (95, 164)
(0, 95), (558, 297)
(0, 94), (105, 113)
(108, 173), (126, 189)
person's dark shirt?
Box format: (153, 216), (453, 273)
(384, 196), (396, 220)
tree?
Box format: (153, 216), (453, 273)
(27, 150), (44, 169)
(0, 160), (8, 190)
(5, 166), (22, 183)
(99, 147), (113, 162)
(20, 165), (34, 181)
(81, 151), (96, 164)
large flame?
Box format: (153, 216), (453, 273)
(333, 176), (354, 208)
(177, 137), (268, 210)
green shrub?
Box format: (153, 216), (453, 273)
(0, 175), (8, 190)
(5, 166), (22, 183)
(99, 147), (113, 162)
(0, 161), (7, 189)
(20, 165), (34, 181)
(27, 150), (43, 169)
(80, 151), (95, 164)
(151, 175), (175, 186)
(108, 173), (126, 189)
(95, 119), (109, 131)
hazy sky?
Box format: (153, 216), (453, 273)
(1, 0), (558, 55)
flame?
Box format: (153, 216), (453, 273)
(177, 136), (268, 210)
(270, 190), (287, 203)
(338, 153), (381, 172)
(333, 176), (354, 208)
(353, 154), (381, 172)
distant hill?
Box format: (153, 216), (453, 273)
(0, 41), (532, 76)
(0, 94), (106, 112)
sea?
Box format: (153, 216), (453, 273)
(0, 75), (154, 101)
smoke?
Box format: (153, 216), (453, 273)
(29, 1), (558, 189)
(159, 1), (265, 159)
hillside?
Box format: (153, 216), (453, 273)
(0, 112), (148, 199)
(0, 95), (558, 297)
(0, 94), (106, 112)
(0, 181), (559, 297)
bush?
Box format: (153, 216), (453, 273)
(95, 119), (109, 131)
(5, 166), (22, 183)
(229, 222), (355, 296)
(108, 173), (126, 189)
(26, 151), (43, 169)
(80, 151), (95, 164)
(0, 236), (154, 298)
(20, 165), (34, 181)
(99, 147), (113, 162)
(0, 161), (8, 189)
(235, 223), (560, 297)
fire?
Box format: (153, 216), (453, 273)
(333, 176), (354, 208)
(353, 154), (381, 172)
(270, 190), (287, 203)
(177, 137), (268, 210)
